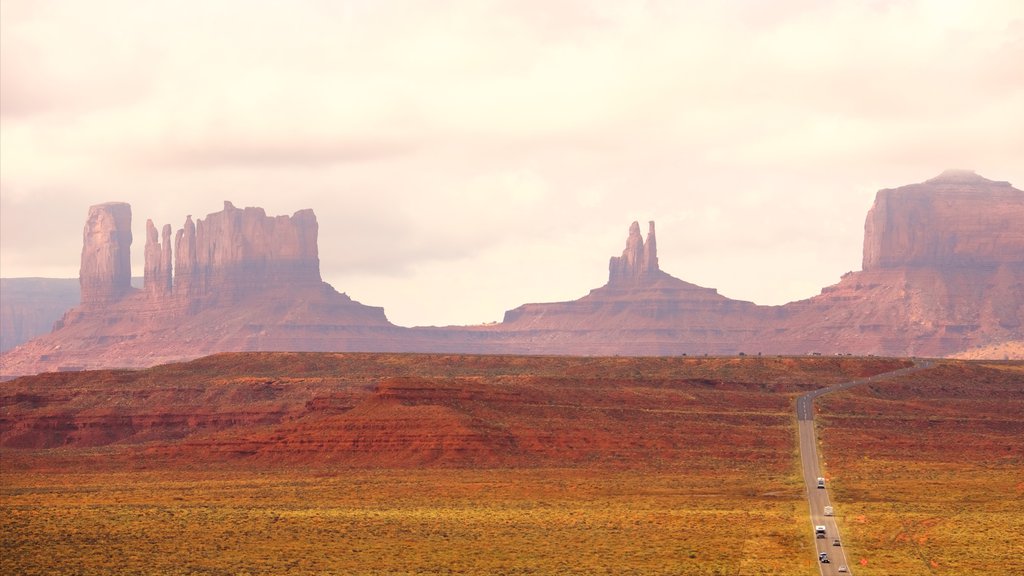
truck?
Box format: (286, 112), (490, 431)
(824, 506), (833, 516)
(815, 525), (826, 538)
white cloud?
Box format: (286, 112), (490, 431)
(1, 0), (1022, 325)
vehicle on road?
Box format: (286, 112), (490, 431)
(817, 477), (825, 488)
(833, 538), (841, 546)
(819, 552), (830, 563)
(838, 566), (848, 573)
(824, 505), (833, 516)
(815, 525), (826, 538)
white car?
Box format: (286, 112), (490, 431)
(838, 566), (848, 573)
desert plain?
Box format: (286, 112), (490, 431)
(1, 353), (1021, 575)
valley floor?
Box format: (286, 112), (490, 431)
(1, 355), (1021, 575)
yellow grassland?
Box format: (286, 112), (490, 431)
(3, 468), (815, 575)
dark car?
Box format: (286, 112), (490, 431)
(819, 552), (830, 564)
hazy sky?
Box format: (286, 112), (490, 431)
(2, 0), (1022, 327)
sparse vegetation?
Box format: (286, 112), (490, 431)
(2, 354), (1017, 574)
(818, 361), (1024, 574)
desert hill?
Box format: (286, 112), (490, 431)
(0, 352), (910, 470)
(1, 170), (1022, 375)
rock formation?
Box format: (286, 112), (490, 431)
(79, 202), (133, 306)
(0, 202), (393, 376)
(174, 215), (199, 307)
(863, 170), (1024, 270)
(187, 201), (321, 307)
(493, 220), (762, 355)
(1, 170), (1022, 375)
(144, 220), (173, 298)
(608, 221), (660, 285)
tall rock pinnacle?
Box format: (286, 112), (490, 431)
(608, 221), (660, 286)
(144, 220), (173, 297)
(79, 202), (133, 306)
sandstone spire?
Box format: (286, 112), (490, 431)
(608, 220), (660, 286)
(144, 219), (173, 297)
(174, 215), (199, 303)
(79, 202), (133, 306)
(161, 224), (173, 294)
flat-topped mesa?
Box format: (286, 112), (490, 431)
(608, 221), (661, 286)
(79, 202), (133, 306)
(863, 170), (1024, 270)
(179, 201), (322, 306)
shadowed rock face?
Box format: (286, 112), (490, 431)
(863, 170), (1024, 270)
(79, 203), (133, 306)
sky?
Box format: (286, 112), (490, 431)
(2, 0), (1022, 327)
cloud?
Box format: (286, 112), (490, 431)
(1, 0), (1022, 326)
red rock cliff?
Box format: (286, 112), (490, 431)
(863, 170), (1024, 270)
(79, 202), (133, 306)
(174, 201), (321, 308)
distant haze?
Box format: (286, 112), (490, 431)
(2, 1), (1022, 327)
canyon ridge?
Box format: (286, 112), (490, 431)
(2, 170), (1022, 375)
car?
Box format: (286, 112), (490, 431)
(833, 538), (841, 546)
(838, 566), (848, 573)
(819, 552), (830, 563)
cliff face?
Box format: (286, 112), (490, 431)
(79, 203), (133, 306)
(173, 202), (322, 308)
(863, 170), (1024, 270)
(150, 201), (322, 311)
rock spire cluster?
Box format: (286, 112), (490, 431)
(608, 221), (660, 285)
(79, 202), (133, 306)
(81, 200), (323, 312)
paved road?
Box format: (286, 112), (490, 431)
(796, 360), (934, 575)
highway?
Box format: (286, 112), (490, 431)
(796, 359), (934, 575)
